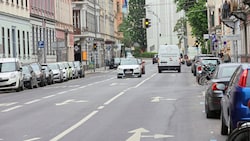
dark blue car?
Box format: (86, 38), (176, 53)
(220, 63), (250, 135)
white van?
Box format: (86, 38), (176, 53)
(0, 58), (24, 92)
(157, 45), (181, 73)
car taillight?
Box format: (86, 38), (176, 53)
(212, 83), (218, 91)
(197, 65), (202, 72)
(238, 69), (248, 87)
(248, 99), (250, 109)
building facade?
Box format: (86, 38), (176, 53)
(30, 0), (57, 63)
(0, 0), (31, 64)
(146, 0), (184, 52)
(72, 0), (120, 68)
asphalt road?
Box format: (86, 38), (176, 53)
(0, 59), (227, 141)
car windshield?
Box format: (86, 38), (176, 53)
(22, 66), (30, 74)
(30, 64), (40, 71)
(218, 65), (239, 78)
(120, 59), (138, 65)
(48, 63), (58, 70)
(0, 62), (17, 72)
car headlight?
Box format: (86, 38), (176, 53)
(10, 73), (17, 79)
(135, 67), (140, 70)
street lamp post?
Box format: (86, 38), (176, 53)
(42, 15), (46, 63)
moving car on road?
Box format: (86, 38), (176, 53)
(117, 58), (142, 78)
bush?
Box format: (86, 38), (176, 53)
(134, 52), (157, 58)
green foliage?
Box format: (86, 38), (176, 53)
(119, 0), (147, 51)
(134, 51), (157, 58)
(174, 0), (208, 47)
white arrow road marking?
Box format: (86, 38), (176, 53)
(110, 83), (117, 86)
(141, 134), (174, 138)
(24, 137), (41, 141)
(151, 97), (177, 102)
(126, 128), (149, 141)
(55, 99), (88, 106)
(0, 102), (17, 107)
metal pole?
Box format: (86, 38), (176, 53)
(65, 29), (68, 61)
(43, 16), (46, 63)
(93, 0), (97, 72)
(244, 21), (248, 62)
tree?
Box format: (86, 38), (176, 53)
(174, 0), (208, 47)
(119, 0), (147, 52)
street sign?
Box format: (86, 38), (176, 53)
(38, 41), (44, 48)
(203, 34), (209, 40)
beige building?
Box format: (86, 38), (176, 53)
(206, 0), (250, 63)
(55, 0), (74, 61)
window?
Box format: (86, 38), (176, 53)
(27, 31), (30, 56)
(23, 31), (25, 55)
(21, 0), (23, 7)
(25, 0), (28, 8)
(7, 28), (10, 56)
(17, 30), (20, 56)
(1, 27), (5, 57)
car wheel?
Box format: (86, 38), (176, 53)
(158, 69), (161, 73)
(205, 103), (213, 118)
(15, 81), (23, 92)
(29, 80), (34, 89)
(221, 112), (228, 135)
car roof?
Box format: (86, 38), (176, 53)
(200, 57), (220, 60)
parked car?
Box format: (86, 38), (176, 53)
(47, 63), (64, 83)
(68, 61), (78, 79)
(109, 57), (121, 69)
(117, 58), (141, 78)
(73, 61), (85, 78)
(62, 62), (73, 80)
(137, 58), (145, 74)
(220, 63), (250, 135)
(57, 62), (68, 81)
(191, 54), (216, 76)
(30, 62), (46, 87)
(152, 54), (158, 64)
(41, 64), (54, 85)
(195, 57), (221, 83)
(0, 58), (24, 92)
(22, 64), (39, 89)
(204, 63), (241, 118)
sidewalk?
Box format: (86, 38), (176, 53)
(85, 66), (110, 74)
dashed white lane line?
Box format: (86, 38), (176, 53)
(50, 110), (98, 141)
(104, 92), (125, 105)
(97, 106), (104, 110)
(43, 95), (56, 99)
(0, 102), (17, 107)
(1, 105), (23, 112)
(24, 137), (41, 141)
(24, 99), (41, 105)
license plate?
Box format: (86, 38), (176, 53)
(125, 70), (132, 74)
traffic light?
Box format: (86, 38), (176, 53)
(195, 40), (199, 48)
(142, 18), (151, 28)
(93, 43), (97, 51)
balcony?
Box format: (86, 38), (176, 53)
(243, 0), (250, 7)
(74, 28), (81, 35)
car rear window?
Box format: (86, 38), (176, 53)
(218, 65), (239, 78)
(201, 59), (219, 65)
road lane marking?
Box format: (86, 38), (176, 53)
(134, 73), (156, 88)
(57, 91), (66, 95)
(24, 99), (41, 105)
(24, 137), (41, 141)
(0, 102), (17, 107)
(55, 99), (88, 106)
(43, 95), (56, 99)
(110, 83), (117, 86)
(50, 111), (98, 141)
(97, 106), (104, 109)
(1, 105), (23, 112)
(104, 92), (125, 105)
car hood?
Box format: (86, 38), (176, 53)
(118, 65), (140, 69)
(0, 72), (18, 79)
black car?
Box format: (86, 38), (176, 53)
(30, 62), (47, 87)
(41, 64), (54, 85)
(22, 64), (39, 89)
(152, 54), (158, 64)
(204, 63), (241, 118)
(109, 57), (121, 69)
